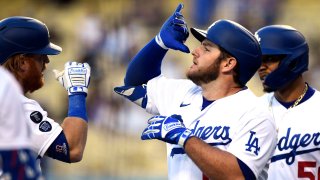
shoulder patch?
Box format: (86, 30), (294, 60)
(30, 111), (43, 124)
(39, 121), (52, 132)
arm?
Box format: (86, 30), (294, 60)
(116, 4), (189, 106)
(141, 115), (254, 179)
(184, 137), (244, 180)
(52, 62), (91, 162)
(124, 3), (189, 86)
(61, 116), (88, 162)
(124, 39), (166, 86)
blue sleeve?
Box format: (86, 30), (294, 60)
(0, 149), (42, 179)
(114, 84), (148, 109)
(237, 158), (256, 180)
(124, 38), (167, 86)
(46, 131), (71, 163)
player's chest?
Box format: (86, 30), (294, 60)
(175, 103), (245, 144)
(273, 109), (320, 162)
(275, 108), (319, 139)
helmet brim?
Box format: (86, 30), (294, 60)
(0, 42), (62, 64)
(190, 28), (207, 42)
(31, 42), (62, 55)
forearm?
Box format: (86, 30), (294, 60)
(61, 117), (88, 162)
(124, 3), (189, 86)
(63, 94), (88, 162)
(124, 38), (167, 86)
(184, 137), (244, 180)
(52, 61), (90, 162)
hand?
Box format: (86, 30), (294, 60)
(141, 115), (194, 146)
(114, 84), (148, 108)
(156, 3), (190, 53)
(53, 61), (91, 96)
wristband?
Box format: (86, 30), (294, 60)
(179, 129), (194, 147)
(68, 94), (88, 122)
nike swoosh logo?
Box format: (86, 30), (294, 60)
(180, 103), (191, 107)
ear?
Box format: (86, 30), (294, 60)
(221, 57), (237, 73)
(18, 56), (31, 72)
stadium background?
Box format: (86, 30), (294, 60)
(1, 0), (320, 179)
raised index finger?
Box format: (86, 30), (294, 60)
(175, 3), (184, 13)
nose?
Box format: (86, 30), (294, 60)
(191, 49), (196, 56)
(258, 62), (268, 73)
(191, 47), (200, 58)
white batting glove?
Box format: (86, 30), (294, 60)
(53, 61), (91, 96)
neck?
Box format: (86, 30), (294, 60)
(274, 76), (305, 102)
(201, 79), (242, 100)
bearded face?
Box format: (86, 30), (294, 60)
(187, 58), (221, 86)
(3, 54), (48, 94)
(258, 55), (283, 93)
(262, 84), (275, 93)
(21, 58), (45, 93)
(186, 40), (235, 86)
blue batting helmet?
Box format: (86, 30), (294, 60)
(190, 19), (262, 86)
(0, 16), (62, 64)
(255, 25), (308, 90)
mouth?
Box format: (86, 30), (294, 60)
(190, 63), (197, 70)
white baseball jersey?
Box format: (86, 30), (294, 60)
(145, 76), (277, 180)
(0, 67), (31, 149)
(20, 95), (63, 157)
(260, 89), (320, 180)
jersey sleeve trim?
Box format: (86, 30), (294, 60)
(38, 125), (63, 157)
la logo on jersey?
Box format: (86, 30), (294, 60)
(245, 131), (260, 155)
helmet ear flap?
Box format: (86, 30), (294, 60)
(288, 58), (298, 70)
(256, 25), (309, 90)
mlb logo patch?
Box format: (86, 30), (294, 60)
(39, 121), (52, 132)
(30, 111), (43, 124)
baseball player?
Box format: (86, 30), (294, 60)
(0, 67), (42, 179)
(0, 16), (91, 167)
(255, 25), (320, 179)
(114, 4), (277, 180)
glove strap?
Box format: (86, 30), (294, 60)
(178, 129), (194, 147)
(68, 86), (88, 96)
(155, 34), (169, 50)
